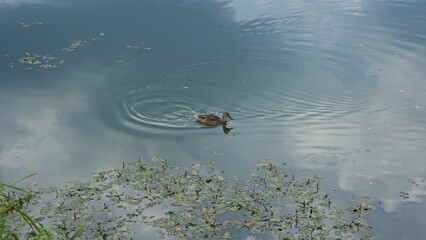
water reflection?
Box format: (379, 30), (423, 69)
(1, 0), (426, 238)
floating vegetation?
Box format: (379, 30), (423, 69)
(6, 31), (105, 70)
(20, 22), (43, 28)
(7, 21), (105, 69)
(126, 44), (139, 49)
(62, 33), (105, 52)
(8, 20), (106, 69)
(399, 191), (410, 200)
(2, 157), (375, 239)
(0, 173), (84, 240)
(18, 52), (63, 70)
(61, 40), (92, 52)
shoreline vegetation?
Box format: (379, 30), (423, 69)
(1, 156), (374, 239)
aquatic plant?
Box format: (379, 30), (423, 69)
(1, 157), (374, 239)
(1, 177), (33, 239)
(18, 52), (63, 70)
(0, 174), (84, 240)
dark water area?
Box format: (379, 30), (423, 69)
(1, 0), (426, 238)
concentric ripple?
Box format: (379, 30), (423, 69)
(117, 74), (374, 134)
(115, 0), (426, 137)
(121, 87), (207, 130)
(118, 80), (236, 132)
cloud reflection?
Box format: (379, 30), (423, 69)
(0, 110), (73, 182)
(0, 0), (425, 225)
(1, 0), (48, 6)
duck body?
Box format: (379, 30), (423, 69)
(196, 112), (233, 126)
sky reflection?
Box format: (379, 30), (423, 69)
(1, 0), (426, 238)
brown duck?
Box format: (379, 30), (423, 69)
(196, 112), (233, 126)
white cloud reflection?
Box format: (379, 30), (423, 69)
(0, 110), (69, 169)
(1, 0), (48, 5)
(0, 0), (424, 220)
(228, 0), (273, 22)
(228, 0), (368, 22)
(220, 0), (426, 214)
(0, 0), (75, 8)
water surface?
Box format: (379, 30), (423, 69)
(1, 0), (426, 239)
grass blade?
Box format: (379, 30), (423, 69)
(0, 182), (29, 193)
(17, 209), (41, 233)
(70, 223), (86, 240)
(13, 172), (37, 185)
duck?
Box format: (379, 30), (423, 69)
(196, 112), (233, 126)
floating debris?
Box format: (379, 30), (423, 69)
(40, 64), (56, 69)
(61, 33), (105, 52)
(125, 44), (139, 49)
(144, 47), (152, 50)
(62, 40), (91, 52)
(399, 191), (410, 200)
(212, 151), (223, 157)
(20, 22), (43, 28)
(18, 52), (61, 70)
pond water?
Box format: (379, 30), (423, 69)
(1, 0), (426, 238)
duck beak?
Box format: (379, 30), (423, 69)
(228, 115), (233, 120)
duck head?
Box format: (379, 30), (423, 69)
(222, 112), (233, 121)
